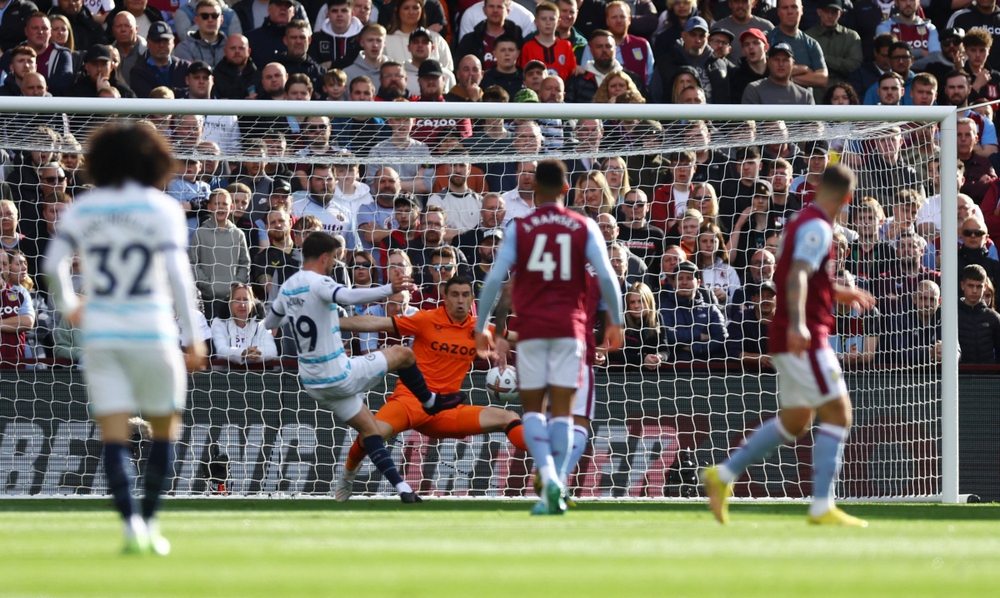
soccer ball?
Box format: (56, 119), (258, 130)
(485, 365), (518, 402)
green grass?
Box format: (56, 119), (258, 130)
(1, 500), (997, 597)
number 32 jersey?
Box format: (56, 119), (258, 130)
(53, 183), (198, 348)
(270, 270), (352, 388)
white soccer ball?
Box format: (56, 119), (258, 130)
(485, 365), (519, 402)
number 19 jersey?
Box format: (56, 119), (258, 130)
(511, 204), (596, 343)
(271, 269), (352, 388)
(55, 182), (195, 348)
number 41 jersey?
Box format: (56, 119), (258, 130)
(511, 204), (597, 343)
(271, 269), (352, 388)
(55, 183), (196, 348)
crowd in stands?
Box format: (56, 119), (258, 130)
(1, 0), (1000, 367)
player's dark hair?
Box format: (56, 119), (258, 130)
(302, 231), (339, 260)
(86, 123), (176, 189)
(817, 164), (855, 203)
(443, 275), (473, 295)
(963, 264), (987, 282)
(534, 159), (568, 197)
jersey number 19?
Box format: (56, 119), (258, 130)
(527, 233), (571, 281)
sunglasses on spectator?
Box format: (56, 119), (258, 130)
(354, 262), (373, 268)
(430, 264), (455, 271)
(199, 12), (221, 19)
(891, 54), (912, 61)
(43, 176), (67, 183)
(623, 201), (646, 207)
(963, 229), (986, 237)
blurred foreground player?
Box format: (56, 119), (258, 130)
(43, 124), (209, 555)
(264, 232), (466, 503)
(476, 159), (624, 515)
(701, 165), (875, 527)
(334, 276), (528, 501)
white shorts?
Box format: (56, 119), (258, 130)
(772, 347), (848, 409)
(305, 352), (388, 422)
(517, 337), (586, 391)
(572, 366), (596, 419)
(84, 346), (186, 417)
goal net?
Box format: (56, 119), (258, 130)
(0, 98), (958, 502)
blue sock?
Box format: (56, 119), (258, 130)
(395, 363), (432, 404)
(549, 416), (573, 483)
(362, 435), (407, 490)
(142, 441), (172, 520)
(811, 423), (848, 515)
(522, 412), (557, 484)
(721, 418), (796, 483)
(565, 425), (590, 479)
(103, 443), (135, 520)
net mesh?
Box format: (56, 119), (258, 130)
(0, 101), (945, 499)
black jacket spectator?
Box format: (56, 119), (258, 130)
(455, 20), (522, 67)
(246, 18), (287, 69)
(310, 27), (361, 71)
(958, 245), (1000, 293)
(0, 75), (24, 96)
(480, 67), (523, 100)
(661, 292), (727, 362)
(886, 305), (949, 366)
(0, 0), (37, 51)
(231, 0), (307, 33)
(65, 70), (136, 98)
(845, 60), (880, 100)
(575, 0), (608, 39)
(276, 51), (326, 94)
(730, 58), (767, 104)
(608, 315), (664, 367)
(47, 4), (105, 50)
(214, 57), (258, 99)
(653, 42), (730, 105)
(565, 67), (646, 103)
(726, 306), (769, 360)
(957, 300), (1000, 363)
(130, 56), (192, 98)
(105, 3), (165, 35)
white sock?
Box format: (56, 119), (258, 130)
(396, 481), (414, 494)
(716, 464), (737, 485)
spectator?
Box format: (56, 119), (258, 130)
(332, 160), (373, 221)
(829, 270), (879, 367)
(291, 163), (360, 249)
(455, 191), (505, 263)
(405, 205), (470, 285)
(468, 227), (502, 295)
(384, 0), (452, 72)
(714, 0), (775, 63)
(2, 12), (74, 95)
(404, 28), (456, 91)
(881, 187), (922, 242)
(233, 0), (307, 32)
(696, 222), (740, 304)
(875, 0), (939, 61)
(886, 280), (947, 365)
(22, 189), (71, 283)
(729, 179), (782, 275)
(921, 27), (964, 88)
(554, 0), (587, 55)
(742, 42), (815, 104)
(0, 249), (36, 367)
(130, 22), (191, 98)
(790, 139), (829, 205)
(498, 160), (536, 222)
(609, 281), (666, 368)
(311, 0), (363, 71)
(251, 208), (300, 304)
(276, 19), (327, 95)
(211, 282), (279, 365)
(366, 104), (434, 196)
(445, 53), (483, 101)
(958, 216), (1000, 292)
(873, 70), (903, 106)
(601, 156), (630, 203)
(456, 0), (524, 72)
(729, 28), (769, 103)
(518, 2), (576, 81)
(0, 200), (25, 252)
(767, 0), (828, 94)
(960, 29), (1000, 106)
(480, 34), (523, 98)
(650, 150), (695, 232)
(66, 43), (137, 98)
(958, 263), (1000, 363)
(49, 0), (106, 52)
(109, 12), (145, 88)
(356, 166), (401, 250)
(877, 230), (940, 311)
(347, 248), (377, 291)
(598, 213), (646, 282)
(175, 0), (228, 67)
(607, 241), (632, 291)
(590, 68), (638, 102)
(0, 46), (37, 96)
(616, 189), (664, 269)
(708, 26), (736, 66)
(947, 0), (1000, 71)
(651, 16), (728, 104)
(321, 68), (348, 99)
(228, 182), (261, 256)
(48, 14), (78, 70)
(330, 76), (389, 157)
(377, 194), (421, 269)
(343, 24), (390, 90)
(214, 34), (258, 99)
(375, 59), (411, 99)
(847, 196), (897, 288)
(184, 63), (242, 156)
(410, 244), (458, 309)
(653, 0), (696, 58)
(578, 1), (652, 87)
(729, 247), (774, 316)
(719, 146), (762, 233)
(190, 188), (252, 319)
(175, 0), (242, 39)
(566, 29), (643, 103)
(661, 260), (727, 362)
(945, 71), (999, 158)
(427, 154), (481, 240)
(246, 0), (295, 69)
(726, 280), (775, 368)
(573, 169), (615, 219)
(805, 0), (861, 91)
(862, 41), (916, 104)
(105, 0), (164, 44)
(957, 117), (998, 204)
(856, 125), (922, 208)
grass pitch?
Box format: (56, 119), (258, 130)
(1, 500), (997, 598)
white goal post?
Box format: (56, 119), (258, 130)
(0, 97), (959, 503)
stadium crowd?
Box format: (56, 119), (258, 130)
(1, 0), (1000, 367)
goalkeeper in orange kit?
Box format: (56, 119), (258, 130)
(334, 275), (526, 501)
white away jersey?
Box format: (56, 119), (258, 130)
(51, 183), (199, 347)
(270, 270), (354, 387)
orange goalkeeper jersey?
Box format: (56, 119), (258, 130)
(392, 307), (490, 393)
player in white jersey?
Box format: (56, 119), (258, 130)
(263, 232), (466, 503)
(42, 124), (208, 556)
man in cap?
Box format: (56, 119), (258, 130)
(130, 21), (192, 98)
(730, 28), (769, 102)
(918, 27), (965, 86)
(805, 0), (862, 90)
(662, 260), (728, 362)
(708, 26), (736, 68)
(947, 0), (1000, 70)
(67, 43), (137, 97)
(742, 42), (815, 104)
(651, 15), (729, 104)
(246, 0), (295, 69)
(714, 0), (775, 63)
(791, 140), (830, 205)
(767, 0), (827, 92)
(404, 28), (456, 91)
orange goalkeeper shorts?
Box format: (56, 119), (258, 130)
(377, 388), (486, 439)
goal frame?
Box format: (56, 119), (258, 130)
(0, 98), (960, 503)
